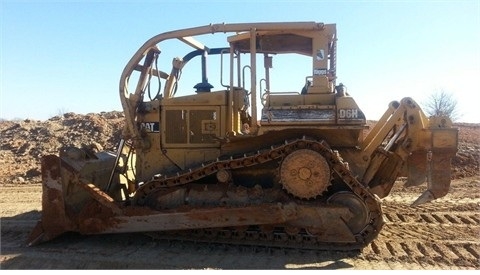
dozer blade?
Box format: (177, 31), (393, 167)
(27, 155), (76, 246)
(411, 151), (455, 207)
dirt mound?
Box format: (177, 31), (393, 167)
(0, 112), (124, 184)
(0, 114), (478, 184)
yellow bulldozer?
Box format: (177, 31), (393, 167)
(28, 22), (458, 250)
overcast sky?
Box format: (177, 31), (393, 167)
(1, 0), (479, 123)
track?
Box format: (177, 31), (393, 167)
(133, 138), (383, 250)
(1, 177), (479, 269)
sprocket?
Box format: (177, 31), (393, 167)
(279, 149), (331, 199)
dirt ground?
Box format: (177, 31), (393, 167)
(0, 113), (479, 269)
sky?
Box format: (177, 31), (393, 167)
(1, 0), (479, 123)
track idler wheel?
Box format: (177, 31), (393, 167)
(279, 149), (331, 199)
(327, 191), (370, 234)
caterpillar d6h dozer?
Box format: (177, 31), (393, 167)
(28, 22), (458, 250)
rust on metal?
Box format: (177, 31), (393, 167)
(27, 155), (73, 246)
(280, 149), (331, 199)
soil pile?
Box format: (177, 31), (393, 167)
(0, 112), (124, 184)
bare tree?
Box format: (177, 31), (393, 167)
(423, 90), (460, 122)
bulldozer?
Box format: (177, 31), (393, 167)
(28, 22), (458, 250)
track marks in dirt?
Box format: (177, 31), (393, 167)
(1, 181), (479, 269)
(366, 194), (480, 268)
(365, 239), (479, 268)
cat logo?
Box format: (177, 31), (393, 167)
(140, 122), (160, 133)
